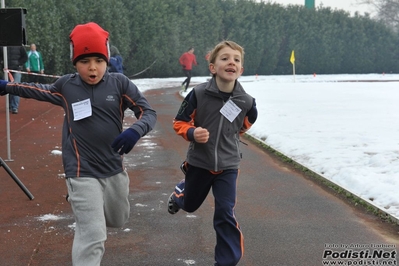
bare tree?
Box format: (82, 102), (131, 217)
(357, 0), (399, 29)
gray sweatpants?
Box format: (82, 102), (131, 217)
(66, 171), (130, 266)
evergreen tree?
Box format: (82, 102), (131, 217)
(2, 0), (399, 77)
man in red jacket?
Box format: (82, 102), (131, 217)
(179, 47), (198, 92)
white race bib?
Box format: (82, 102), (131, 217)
(220, 99), (242, 123)
(72, 98), (92, 121)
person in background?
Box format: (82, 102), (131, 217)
(0, 22), (157, 266)
(205, 50), (212, 78)
(179, 47), (198, 92)
(108, 45), (124, 74)
(205, 50), (211, 62)
(0, 46), (28, 114)
(167, 40), (258, 266)
(25, 43), (45, 83)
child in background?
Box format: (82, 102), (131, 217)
(0, 22), (157, 266)
(168, 40), (258, 266)
(108, 45), (124, 74)
(205, 50), (212, 78)
(205, 50), (211, 62)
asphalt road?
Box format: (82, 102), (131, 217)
(0, 86), (398, 266)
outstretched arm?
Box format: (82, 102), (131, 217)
(0, 79), (62, 105)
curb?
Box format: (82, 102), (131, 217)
(244, 134), (399, 226)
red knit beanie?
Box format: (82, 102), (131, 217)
(70, 22), (110, 65)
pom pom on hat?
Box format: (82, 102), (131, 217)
(70, 22), (110, 65)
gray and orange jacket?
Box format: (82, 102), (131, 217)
(4, 72), (157, 178)
(174, 78), (257, 172)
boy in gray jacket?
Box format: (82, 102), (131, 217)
(0, 22), (156, 266)
(167, 41), (258, 266)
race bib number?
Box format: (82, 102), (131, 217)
(220, 99), (241, 123)
(72, 98), (92, 121)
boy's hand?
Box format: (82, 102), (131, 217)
(111, 128), (140, 155)
(194, 127), (209, 143)
(0, 79), (8, 95)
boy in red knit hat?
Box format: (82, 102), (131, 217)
(0, 22), (157, 266)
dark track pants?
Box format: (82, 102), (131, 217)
(173, 164), (244, 266)
(182, 70), (192, 91)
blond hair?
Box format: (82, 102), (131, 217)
(208, 41), (245, 65)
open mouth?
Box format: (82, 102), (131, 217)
(226, 69), (236, 73)
(87, 75), (97, 83)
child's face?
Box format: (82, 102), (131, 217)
(75, 57), (108, 85)
(209, 47), (244, 82)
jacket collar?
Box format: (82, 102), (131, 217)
(205, 77), (246, 97)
